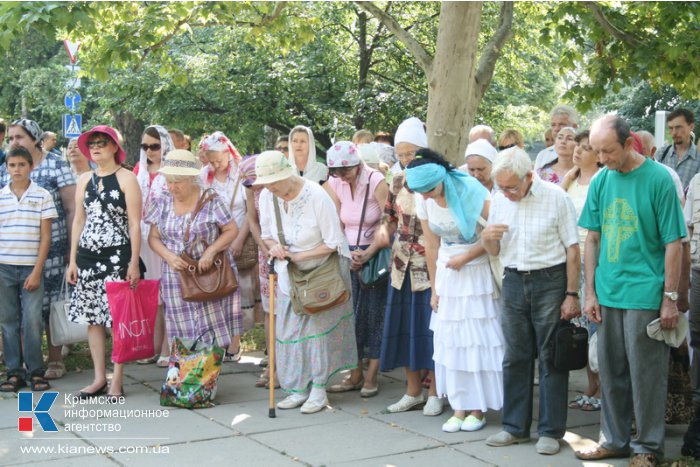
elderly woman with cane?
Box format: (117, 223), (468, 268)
(257, 150), (357, 414)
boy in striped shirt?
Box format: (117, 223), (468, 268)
(0, 146), (57, 392)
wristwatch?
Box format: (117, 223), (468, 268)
(664, 291), (679, 301)
(565, 291), (579, 298)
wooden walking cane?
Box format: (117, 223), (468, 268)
(268, 257), (277, 418)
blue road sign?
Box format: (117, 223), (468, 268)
(63, 114), (82, 138)
(64, 92), (81, 112)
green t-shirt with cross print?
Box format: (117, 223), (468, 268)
(579, 158), (686, 310)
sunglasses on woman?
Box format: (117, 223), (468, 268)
(497, 143), (516, 151)
(87, 139), (112, 149)
(140, 143), (161, 151)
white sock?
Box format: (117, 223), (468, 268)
(309, 386), (327, 403)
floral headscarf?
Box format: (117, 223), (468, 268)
(137, 125), (174, 208)
(200, 131), (242, 185)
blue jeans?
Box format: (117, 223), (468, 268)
(501, 263), (569, 438)
(0, 264), (45, 379)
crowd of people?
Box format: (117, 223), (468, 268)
(0, 104), (697, 466)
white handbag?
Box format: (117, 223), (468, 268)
(477, 216), (503, 297)
(49, 274), (88, 346)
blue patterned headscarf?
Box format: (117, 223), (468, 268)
(405, 163), (488, 241)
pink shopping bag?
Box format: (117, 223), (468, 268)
(106, 280), (160, 363)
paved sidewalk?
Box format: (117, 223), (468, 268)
(0, 352), (687, 466)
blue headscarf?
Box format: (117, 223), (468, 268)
(405, 163), (488, 241)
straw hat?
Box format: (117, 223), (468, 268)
(158, 149), (202, 176)
(253, 150), (295, 185)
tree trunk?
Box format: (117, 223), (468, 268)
(112, 110), (145, 167)
(354, 9), (369, 130)
(426, 2), (483, 166)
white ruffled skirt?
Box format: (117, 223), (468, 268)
(431, 244), (504, 411)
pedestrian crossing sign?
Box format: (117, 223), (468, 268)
(63, 114), (82, 138)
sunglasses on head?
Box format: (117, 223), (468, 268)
(141, 143), (161, 152)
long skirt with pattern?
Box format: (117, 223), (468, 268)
(275, 259), (358, 393)
(379, 273), (434, 372)
(432, 245), (504, 411)
(351, 270), (388, 360)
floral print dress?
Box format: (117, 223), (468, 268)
(69, 170), (131, 327)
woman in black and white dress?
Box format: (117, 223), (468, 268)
(68, 125), (142, 401)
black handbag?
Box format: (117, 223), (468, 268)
(552, 319), (588, 371)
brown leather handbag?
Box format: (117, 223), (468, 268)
(179, 189), (238, 302)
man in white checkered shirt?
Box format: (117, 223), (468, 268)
(481, 147), (581, 456)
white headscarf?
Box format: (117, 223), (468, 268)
(395, 117), (428, 147)
(288, 125), (328, 184)
(138, 125), (175, 208)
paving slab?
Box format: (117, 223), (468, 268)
(6, 454), (118, 467)
(204, 397), (359, 435)
(110, 435), (300, 467)
(0, 426), (92, 466)
(330, 445), (491, 466)
(250, 416), (443, 465)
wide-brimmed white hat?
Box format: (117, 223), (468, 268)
(253, 150), (296, 185)
(158, 149), (202, 176)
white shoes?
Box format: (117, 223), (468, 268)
(386, 393), (426, 413)
(276, 393), (309, 409)
(300, 397), (328, 414)
(442, 416), (464, 432)
(461, 414), (486, 432)
(422, 396), (444, 416)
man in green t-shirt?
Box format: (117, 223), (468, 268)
(576, 115), (686, 465)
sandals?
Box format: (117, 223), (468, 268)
(30, 376), (51, 392)
(156, 356), (170, 368)
(255, 373), (280, 389)
(0, 375), (27, 392)
(223, 348), (242, 363)
(581, 396), (601, 411)
(327, 377), (365, 393)
(44, 361), (66, 380)
(568, 394), (588, 409)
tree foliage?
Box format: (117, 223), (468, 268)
(543, 1), (700, 110)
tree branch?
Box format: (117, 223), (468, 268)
(354, 1), (433, 75)
(474, 1), (514, 101)
(582, 1), (641, 46)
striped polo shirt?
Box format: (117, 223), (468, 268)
(0, 180), (58, 266)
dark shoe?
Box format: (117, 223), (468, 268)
(0, 375), (26, 392)
(76, 382), (108, 399)
(30, 376), (51, 391)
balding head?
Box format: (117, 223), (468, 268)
(590, 114), (637, 172)
(469, 125), (495, 146)
(635, 130), (656, 158)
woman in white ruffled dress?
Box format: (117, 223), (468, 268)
(406, 148), (504, 433)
